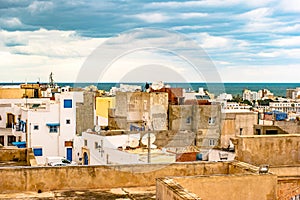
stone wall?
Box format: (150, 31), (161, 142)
(76, 91), (95, 135)
(0, 148), (27, 162)
(170, 174), (277, 200)
(220, 112), (257, 148)
(0, 162), (230, 193)
(234, 135), (300, 166)
(275, 121), (300, 134)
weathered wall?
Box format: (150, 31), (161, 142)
(172, 174), (277, 200)
(275, 121), (300, 134)
(0, 148), (27, 161)
(0, 162), (229, 193)
(169, 105), (221, 148)
(114, 92), (168, 131)
(156, 178), (200, 200)
(234, 135), (300, 166)
(220, 112), (257, 148)
(277, 177), (300, 200)
(76, 91), (95, 135)
(0, 88), (35, 99)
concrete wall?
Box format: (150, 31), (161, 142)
(234, 135), (300, 166)
(275, 120), (300, 134)
(0, 148), (27, 161)
(171, 174), (277, 200)
(0, 88), (34, 99)
(277, 177), (300, 200)
(96, 97), (115, 126)
(0, 162), (230, 193)
(169, 105), (221, 148)
(113, 92), (168, 131)
(76, 91), (95, 135)
(221, 112), (257, 148)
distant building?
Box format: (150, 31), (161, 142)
(269, 102), (300, 113)
(286, 87), (300, 99)
(242, 89), (258, 101)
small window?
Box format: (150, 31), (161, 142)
(208, 117), (216, 125)
(66, 119), (71, 124)
(8, 136), (16, 146)
(33, 148), (43, 156)
(186, 116), (191, 124)
(64, 99), (72, 108)
(209, 139), (215, 146)
(33, 125), (39, 130)
(49, 126), (58, 133)
(95, 142), (98, 149)
(0, 115), (2, 120)
(84, 139), (87, 146)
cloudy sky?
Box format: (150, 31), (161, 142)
(0, 0), (299, 83)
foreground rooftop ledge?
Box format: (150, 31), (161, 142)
(0, 160), (233, 170)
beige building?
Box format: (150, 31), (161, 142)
(109, 91), (168, 131)
(220, 111), (258, 148)
(169, 104), (222, 148)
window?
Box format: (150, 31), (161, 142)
(186, 116), (191, 124)
(66, 119), (71, 124)
(84, 139), (87, 146)
(33, 148), (43, 156)
(0, 115), (2, 120)
(95, 142), (99, 149)
(49, 126), (58, 133)
(208, 117), (216, 125)
(209, 139), (215, 146)
(8, 136), (16, 146)
(33, 125), (39, 130)
(64, 99), (72, 108)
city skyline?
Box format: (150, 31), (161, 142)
(0, 0), (300, 83)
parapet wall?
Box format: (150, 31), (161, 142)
(234, 135), (300, 166)
(0, 162), (230, 193)
(0, 148), (27, 162)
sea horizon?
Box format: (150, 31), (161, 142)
(1, 82), (299, 97)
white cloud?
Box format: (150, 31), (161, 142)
(0, 17), (23, 28)
(146, 0), (275, 9)
(238, 8), (273, 21)
(28, 1), (54, 14)
(179, 12), (208, 19)
(271, 36), (300, 47)
(133, 13), (170, 23)
(0, 29), (107, 82)
(170, 25), (211, 31)
(277, 0), (300, 13)
(219, 64), (300, 82)
(257, 49), (300, 58)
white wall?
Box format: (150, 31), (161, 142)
(81, 132), (141, 165)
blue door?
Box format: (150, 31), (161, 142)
(66, 148), (72, 161)
(83, 152), (88, 165)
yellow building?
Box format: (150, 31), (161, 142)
(96, 96), (115, 127)
(0, 84), (41, 99)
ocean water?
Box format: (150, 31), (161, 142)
(71, 82), (300, 97)
(1, 82), (299, 97)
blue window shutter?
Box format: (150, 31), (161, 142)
(33, 148), (43, 156)
(64, 99), (72, 108)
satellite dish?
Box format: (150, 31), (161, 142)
(86, 128), (92, 132)
(151, 81), (164, 90)
(129, 138), (139, 148)
(141, 133), (156, 146)
(95, 125), (101, 132)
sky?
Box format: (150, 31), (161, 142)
(0, 0), (300, 83)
